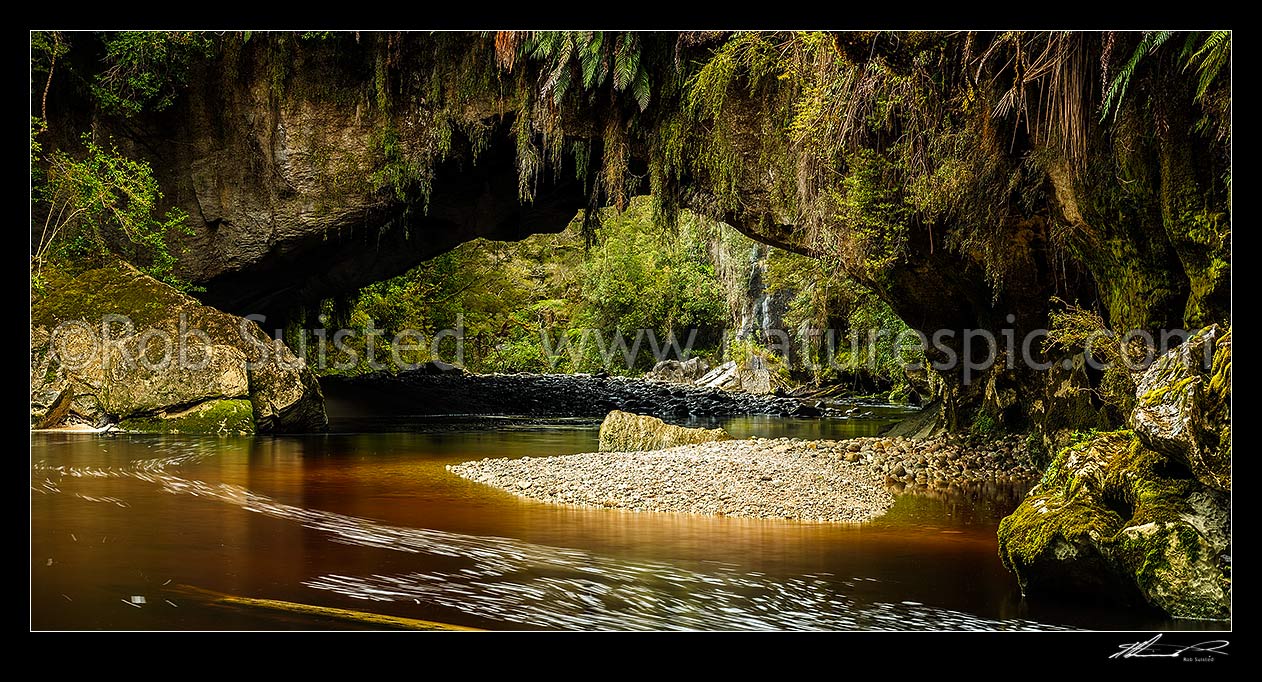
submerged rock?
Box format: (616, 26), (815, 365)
(598, 410), (732, 452)
(30, 262), (326, 434)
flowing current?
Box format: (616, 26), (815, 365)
(31, 418), (1211, 631)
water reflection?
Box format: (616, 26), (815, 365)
(31, 423), (1218, 631)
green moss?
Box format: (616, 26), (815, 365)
(998, 493), (1122, 572)
(969, 410), (998, 436)
(1138, 374), (1197, 408)
(999, 429), (1228, 618)
(119, 399), (255, 435)
(31, 261), (188, 328)
(1000, 431), (1127, 570)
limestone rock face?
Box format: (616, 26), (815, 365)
(1131, 325), (1231, 492)
(695, 361), (738, 389)
(598, 410), (732, 452)
(998, 432), (1230, 619)
(31, 262), (326, 433)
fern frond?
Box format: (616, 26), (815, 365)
(1185, 30), (1230, 101)
(632, 68), (651, 111)
(540, 36), (574, 103)
(614, 34), (640, 91)
(1100, 31), (1172, 122)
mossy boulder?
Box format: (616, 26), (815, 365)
(1131, 324), (1230, 492)
(598, 410), (732, 452)
(31, 262), (326, 433)
(998, 431), (1229, 620)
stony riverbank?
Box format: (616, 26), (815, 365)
(447, 434), (1041, 523)
(839, 434), (1041, 489)
(449, 439), (895, 522)
(322, 369), (870, 420)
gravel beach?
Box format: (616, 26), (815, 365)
(448, 435), (1042, 523)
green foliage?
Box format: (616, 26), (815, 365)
(93, 31), (215, 116)
(762, 245), (914, 387)
(369, 127), (431, 205)
(835, 149), (911, 273)
(31, 31), (69, 120)
(578, 200), (726, 343)
(1101, 31), (1172, 122)
(33, 134), (193, 287)
(1183, 31), (1231, 102)
(303, 199), (738, 376)
(970, 410), (998, 436)
(1101, 31), (1231, 122)
(1044, 298), (1150, 420)
(519, 31), (654, 110)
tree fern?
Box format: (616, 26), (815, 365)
(1100, 31), (1171, 122)
(581, 32), (606, 89)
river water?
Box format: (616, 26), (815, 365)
(30, 408), (1225, 631)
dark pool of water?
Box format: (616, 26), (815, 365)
(30, 413), (1227, 631)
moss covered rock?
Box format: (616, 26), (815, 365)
(998, 431), (1229, 620)
(119, 399), (255, 435)
(1131, 325), (1230, 492)
(31, 262), (326, 433)
(598, 410), (732, 452)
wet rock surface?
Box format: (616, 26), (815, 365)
(322, 370), (870, 420)
(30, 262), (326, 434)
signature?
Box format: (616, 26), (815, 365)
(1110, 634), (1229, 660)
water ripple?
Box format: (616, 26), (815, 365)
(32, 444), (1071, 631)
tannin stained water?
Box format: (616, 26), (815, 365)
(30, 416), (1226, 631)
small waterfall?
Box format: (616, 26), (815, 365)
(736, 244), (792, 356)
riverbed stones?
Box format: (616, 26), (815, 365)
(598, 410), (732, 451)
(451, 432), (1042, 524)
(449, 438), (895, 523)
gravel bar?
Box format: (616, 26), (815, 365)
(448, 438), (896, 523)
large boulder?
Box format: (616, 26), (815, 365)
(1131, 325), (1231, 492)
(696, 361), (741, 390)
(644, 357), (711, 384)
(999, 325), (1233, 619)
(598, 410), (732, 452)
(998, 431), (1229, 620)
(31, 262), (326, 433)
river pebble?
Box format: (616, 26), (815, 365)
(449, 434), (1042, 523)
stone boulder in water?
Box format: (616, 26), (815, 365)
(598, 410), (732, 452)
(998, 326), (1232, 620)
(30, 261), (326, 434)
